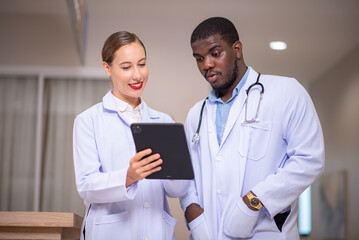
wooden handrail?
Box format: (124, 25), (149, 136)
(0, 211), (83, 240)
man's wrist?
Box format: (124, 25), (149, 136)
(243, 191), (263, 211)
(185, 203), (204, 223)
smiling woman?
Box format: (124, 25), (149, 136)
(103, 44), (148, 108)
(101, 32), (148, 109)
(72, 31), (189, 240)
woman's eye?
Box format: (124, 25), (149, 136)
(122, 66), (130, 70)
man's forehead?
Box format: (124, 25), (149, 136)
(191, 34), (227, 52)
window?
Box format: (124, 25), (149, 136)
(298, 186), (312, 236)
(0, 72), (109, 216)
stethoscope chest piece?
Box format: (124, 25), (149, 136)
(192, 133), (200, 144)
(192, 97), (208, 145)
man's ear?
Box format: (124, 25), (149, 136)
(232, 41), (243, 59)
(102, 61), (111, 77)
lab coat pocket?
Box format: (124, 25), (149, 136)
(162, 210), (177, 240)
(239, 121), (271, 160)
(92, 211), (131, 239)
(223, 198), (260, 238)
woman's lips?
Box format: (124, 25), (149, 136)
(129, 82), (143, 90)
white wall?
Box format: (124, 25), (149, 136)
(307, 44), (359, 240)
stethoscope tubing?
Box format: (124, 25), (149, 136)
(246, 73), (263, 95)
(192, 97), (208, 143)
(192, 73), (263, 144)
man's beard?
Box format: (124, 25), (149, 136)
(213, 59), (238, 92)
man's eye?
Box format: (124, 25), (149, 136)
(196, 57), (203, 63)
(212, 51), (220, 57)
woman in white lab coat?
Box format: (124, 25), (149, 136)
(73, 31), (189, 240)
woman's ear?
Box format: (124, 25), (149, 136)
(102, 61), (111, 77)
(232, 41), (243, 59)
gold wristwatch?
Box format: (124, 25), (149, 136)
(246, 191), (263, 210)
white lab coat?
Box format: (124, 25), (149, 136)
(181, 67), (325, 240)
(73, 91), (189, 240)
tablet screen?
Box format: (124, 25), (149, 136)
(131, 123), (194, 179)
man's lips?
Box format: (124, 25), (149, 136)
(129, 82), (143, 90)
(205, 71), (221, 82)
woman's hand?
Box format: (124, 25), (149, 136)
(126, 149), (162, 187)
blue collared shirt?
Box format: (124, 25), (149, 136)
(208, 68), (249, 145)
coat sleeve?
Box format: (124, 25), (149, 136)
(252, 78), (325, 217)
(162, 180), (190, 198)
(224, 78), (325, 238)
(73, 112), (137, 204)
(179, 105), (202, 211)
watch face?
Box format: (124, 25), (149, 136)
(251, 197), (260, 207)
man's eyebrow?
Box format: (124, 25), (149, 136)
(208, 45), (220, 53)
(193, 44), (221, 57)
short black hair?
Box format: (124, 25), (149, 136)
(191, 17), (239, 45)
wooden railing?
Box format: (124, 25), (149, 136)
(0, 212), (83, 240)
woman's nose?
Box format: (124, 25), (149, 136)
(132, 67), (141, 80)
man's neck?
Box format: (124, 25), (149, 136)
(218, 65), (248, 102)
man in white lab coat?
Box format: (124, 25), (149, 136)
(180, 17), (325, 239)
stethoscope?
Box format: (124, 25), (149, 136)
(192, 73), (264, 144)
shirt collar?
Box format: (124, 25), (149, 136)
(208, 67), (250, 103)
(112, 93), (143, 113)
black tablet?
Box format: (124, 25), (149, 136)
(130, 123), (194, 179)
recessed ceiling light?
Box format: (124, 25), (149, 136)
(269, 41), (287, 50)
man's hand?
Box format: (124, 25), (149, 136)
(185, 203), (204, 223)
(126, 149), (162, 187)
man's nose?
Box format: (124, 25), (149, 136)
(203, 57), (215, 70)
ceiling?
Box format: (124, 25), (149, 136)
(1, 0), (359, 87)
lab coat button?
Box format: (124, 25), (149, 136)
(217, 188), (222, 194)
(208, 127), (213, 133)
(144, 236), (149, 240)
(144, 202), (150, 208)
(216, 156), (222, 162)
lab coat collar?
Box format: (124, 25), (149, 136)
(217, 67), (259, 149)
(141, 101), (161, 120)
(102, 90), (160, 124)
(102, 90), (119, 112)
